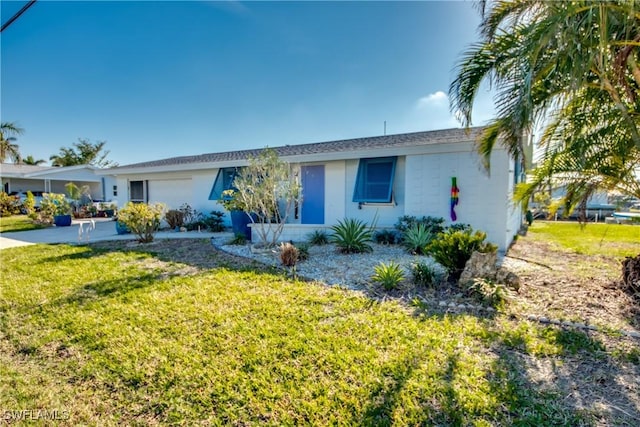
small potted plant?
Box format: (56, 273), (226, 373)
(219, 189), (253, 240)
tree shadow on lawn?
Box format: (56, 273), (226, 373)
(39, 239), (282, 307)
(357, 317), (640, 425)
(39, 239), (640, 424)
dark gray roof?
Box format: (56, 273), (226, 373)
(109, 127), (482, 171)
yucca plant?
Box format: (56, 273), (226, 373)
(402, 224), (435, 255)
(330, 218), (373, 254)
(307, 229), (329, 246)
(371, 261), (405, 290)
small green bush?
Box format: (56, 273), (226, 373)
(402, 224), (435, 255)
(374, 229), (398, 245)
(448, 223), (472, 232)
(118, 202), (166, 243)
(371, 261), (405, 290)
(427, 228), (497, 279)
(178, 203), (210, 231)
(296, 242), (310, 261)
(394, 215), (445, 234)
(23, 191), (36, 218)
(411, 262), (438, 287)
(40, 193), (72, 221)
(330, 218), (373, 254)
(465, 278), (508, 307)
(165, 209), (185, 229)
(0, 192), (21, 217)
(227, 233), (247, 245)
(307, 229), (329, 245)
(204, 211), (226, 232)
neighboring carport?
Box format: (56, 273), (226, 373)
(0, 163), (116, 202)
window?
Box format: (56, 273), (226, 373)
(113, 185), (118, 196)
(130, 180), (147, 203)
(352, 157), (397, 203)
(209, 167), (242, 200)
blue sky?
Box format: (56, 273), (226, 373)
(1, 0), (494, 166)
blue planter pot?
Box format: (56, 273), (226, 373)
(230, 210), (253, 241)
(53, 214), (72, 227)
(115, 221), (131, 235)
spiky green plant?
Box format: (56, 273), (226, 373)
(402, 224), (435, 255)
(411, 262), (438, 287)
(330, 218), (373, 254)
(371, 261), (405, 290)
(307, 229), (329, 245)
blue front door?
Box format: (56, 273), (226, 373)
(301, 165), (325, 224)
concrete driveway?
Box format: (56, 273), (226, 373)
(0, 218), (225, 250)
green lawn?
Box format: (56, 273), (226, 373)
(0, 215), (46, 233)
(0, 242), (620, 425)
(527, 221), (640, 257)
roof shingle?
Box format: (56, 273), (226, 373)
(108, 127), (483, 171)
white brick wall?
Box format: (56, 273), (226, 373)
(405, 148), (519, 250)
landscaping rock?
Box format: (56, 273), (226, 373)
(458, 250), (522, 292)
(496, 269), (521, 291)
(459, 251), (498, 285)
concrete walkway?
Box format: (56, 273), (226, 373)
(0, 218), (227, 250)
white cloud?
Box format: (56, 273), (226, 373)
(416, 91), (448, 109)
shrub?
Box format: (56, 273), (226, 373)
(22, 191), (36, 217)
(411, 262), (438, 287)
(426, 228), (497, 279)
(178, 203), (208, 231)
(371, 261), (405, 290)
(330, 218), (373, 253)
(307, 229), (329, 246)
(296, 242), (310, 261)
(40, 193), (72, 219)
(118, 202), (166, 243)
(279, 242), (299, 267)
(165, 210), (185, 229)
(448, 223), (472, 232)
(465, 278), (508, 307)
(0, 192), (21, 217)
(394, 215), (445, 235)
(227, 233), (247, 245)
(203, 211), (226, 232)
(402, 224), (435, 255)
(374, 229), (398, 245)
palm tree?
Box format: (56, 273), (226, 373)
(450, 0), (640, 208)
(0, 121), (24, 163)
(21, 155), (47, 166)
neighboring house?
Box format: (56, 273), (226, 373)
(0, 163), (117, 203)
(99, 127), (523, 250)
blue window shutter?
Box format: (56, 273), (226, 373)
(352, 157), (397, 203)
(208, 167), (240, 200)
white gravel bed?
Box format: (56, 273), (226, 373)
(211, 235), (446, 289)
